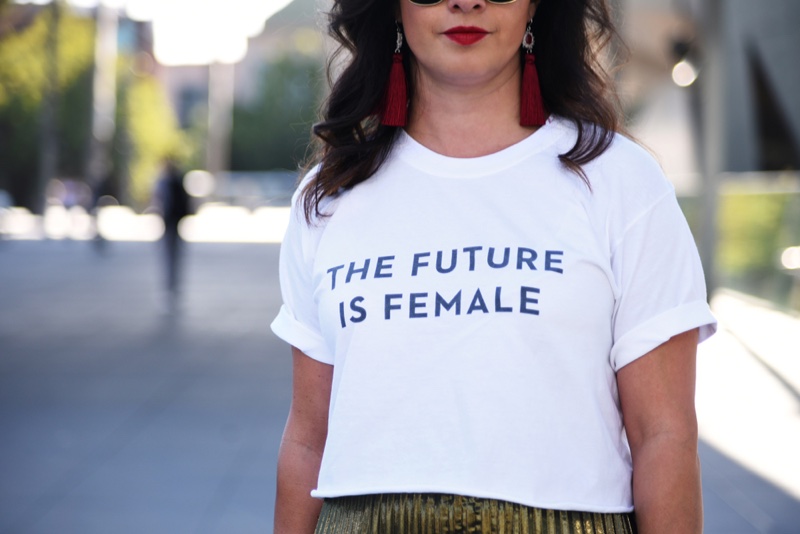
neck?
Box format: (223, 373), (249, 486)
(405, 63), (538, 158)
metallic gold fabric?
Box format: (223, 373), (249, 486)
(315, 494), (637, 534)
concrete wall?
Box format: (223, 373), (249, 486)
(622, 0), (800, 173)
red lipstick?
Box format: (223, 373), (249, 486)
(443, 26), (489, 46)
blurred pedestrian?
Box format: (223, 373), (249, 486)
(90, 174), (112, 253)
(154, 160), (191, 312)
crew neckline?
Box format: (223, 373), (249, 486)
(395, 115), (569, 178)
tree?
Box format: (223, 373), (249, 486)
(0, 6), (188, 211)
(114, 70), (183, 207)
(0, 5), (94, 209)
(230, 54), (323, 171)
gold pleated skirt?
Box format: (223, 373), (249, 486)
(315, 493), (637, 534)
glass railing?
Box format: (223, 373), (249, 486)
(679, 172), (800, 312)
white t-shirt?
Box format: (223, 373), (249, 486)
(271, 116), (717, 513)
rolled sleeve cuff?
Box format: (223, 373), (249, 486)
(270, 305), (334, 365)
(611, 300), (717, 371)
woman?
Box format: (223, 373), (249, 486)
(271, 0), (717, 532)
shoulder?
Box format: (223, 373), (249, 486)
(291, 164), (331, 225)
(549, 118), (682, 250)
(553, 118), (668, 185)
(598, 132), (669, 191)
(288, 163), (354, 245)
(553, 118), (674, 210)
(598, 133), (675, 220)
(291, 164), (321, 209)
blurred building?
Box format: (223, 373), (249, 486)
(691, 0), (799, 173)
(0, 3), (39, 38)
(159, 0), (322, 131)
(620, 0), (799, 188)
(619, 0), (800, 306)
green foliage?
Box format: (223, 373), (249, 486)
(115, 73), (182, 207)
(57, 58), (93, 178)
(0, 7), (189, 211)
(0, 7), (94, 205)
(712, 187), (799, 311)
(676, 196), (700, 238)
(0, 13), (48, 109)
(180, 109), (208, 172)
(230, 54), (323, 171)
(718, 190), (788, 275)
(678, 188), (800, 310)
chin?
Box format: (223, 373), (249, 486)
(441, 63), (508, 86)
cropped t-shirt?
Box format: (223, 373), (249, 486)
(271, 116), (717, 513)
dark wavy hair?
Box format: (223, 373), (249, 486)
(302, 0), (623, 221)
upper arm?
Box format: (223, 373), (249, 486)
(285, 346), (333, 452)
(617, 328), (699, 451)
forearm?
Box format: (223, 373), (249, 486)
(631, 432), (703, 534)
(274, 435), (325, 534)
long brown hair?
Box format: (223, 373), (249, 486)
(303, 0), (623, 221)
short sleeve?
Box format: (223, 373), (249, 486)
(270, 186), (334, 365)
(609, 190), (717, 370)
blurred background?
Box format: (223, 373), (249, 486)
(0, 0), (798, 532)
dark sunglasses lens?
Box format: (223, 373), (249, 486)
(409, 0), (517, 4)
(409, 0), (517, 6)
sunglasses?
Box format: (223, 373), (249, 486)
(408, 0), (518, 5)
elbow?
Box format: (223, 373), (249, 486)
(627, 412), (699, 460)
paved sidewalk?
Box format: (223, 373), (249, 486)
(0, 240), (798, 533)
(0, 240), (291, 533)
(697, 291), (800, 533)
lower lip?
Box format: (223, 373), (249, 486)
(444, 33), (488, 45)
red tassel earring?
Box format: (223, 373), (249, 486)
(520, 20), (547, 127)
(381, 23), (408, 127)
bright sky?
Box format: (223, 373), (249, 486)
(16, 0), (295, 65)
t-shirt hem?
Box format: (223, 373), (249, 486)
(270, 306), (334, 364)
(611, 300), (717, 371)
(310, 486), (634, 514)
